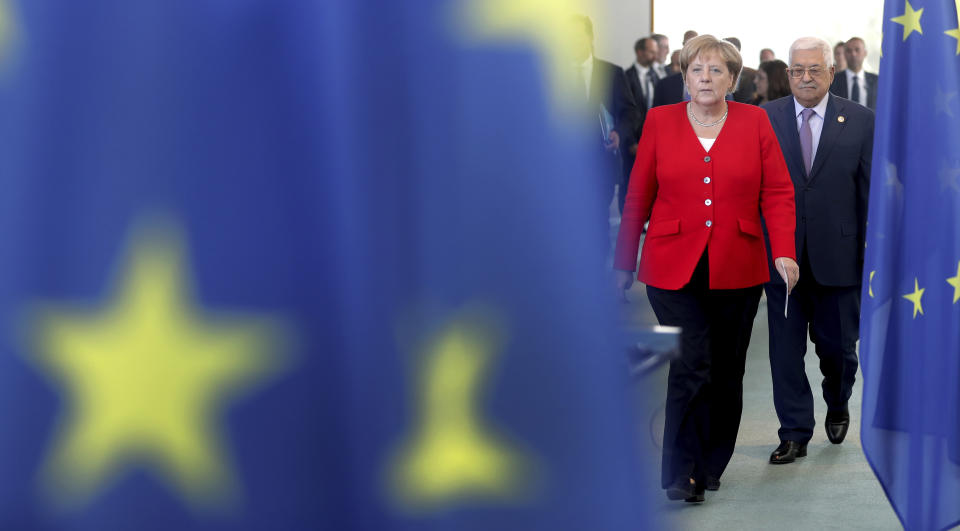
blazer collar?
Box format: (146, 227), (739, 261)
(808, 94), (846, 181)
(777, 98), (806, 178)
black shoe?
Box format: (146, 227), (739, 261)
(769, 440), (807, 464)
(825, 408), (850, 444)
(665, 478), (694, 500)
(684, 489), (705, 503)
(705, 476), (721, 491)
(665, 478), (695, 501)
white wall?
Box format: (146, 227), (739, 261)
(653, 2), (882, 72)
(586, 0), (883, 74)
(585, 0), (652, 69)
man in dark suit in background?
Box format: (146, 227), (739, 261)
(762, 37), (873, 464)
(829, 37), (878, 110)
(651, 33), (670, 79)
(622, 37), (658, 211)
(724, 37), (757, 103)
(569, 15), (641, 225)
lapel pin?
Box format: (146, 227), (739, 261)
(838, 115), (846, 123)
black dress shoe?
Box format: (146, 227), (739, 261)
(665, 478), (695, 500)
(825, 409), (850, 444)
(769, 440), (807, 464)
(705, 476), (721, 491)
(684, 488), (705, 503)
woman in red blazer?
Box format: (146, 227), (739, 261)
(614, 36), (799, 502)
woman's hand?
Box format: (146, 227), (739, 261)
(774, 257), (800, 294)
(615, 270), (635, 301)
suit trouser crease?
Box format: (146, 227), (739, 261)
(765, 252), (860, 443)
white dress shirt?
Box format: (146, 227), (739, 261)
(794, 93), (830, 164)
(653, 61), (668, 79)
(845, 69), (868, 106)
(633, 62), (655, 107)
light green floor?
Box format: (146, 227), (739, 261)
(627, 285), (904, 530)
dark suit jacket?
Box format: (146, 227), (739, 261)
(652, 72), (685, 107)
(624, 64), (653, 117)
(622, 64), (652, 185)
(762, 94), (873, 287)
(589, 58), (641, 190)
(590, 58), (640, 149)
(829, 70), (879, 110)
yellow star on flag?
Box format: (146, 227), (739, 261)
(869, 270), (876, 298)
(946, 0), (960, 54)
(901, 277), (925, 318)
(947, 261), (960, 303)
(891, 0), (924, 41)
(29, 222), (288, 510)
(458, 0), (591, 107)
(389, 310), (529, 511)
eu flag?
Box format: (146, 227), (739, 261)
(860, 0), (960, 529)
(0, 1), (655, 529)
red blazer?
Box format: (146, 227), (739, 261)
(614, 102), (796, 290)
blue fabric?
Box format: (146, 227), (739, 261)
(0, 1), (654, 529)
(860, 1), (960, 529)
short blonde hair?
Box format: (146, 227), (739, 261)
(680, 35), (743, 94)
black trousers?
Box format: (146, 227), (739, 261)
(647, 252), (762, 488)
(764, 249), (860, 443)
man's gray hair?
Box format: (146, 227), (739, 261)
(788, 37), (834, 69)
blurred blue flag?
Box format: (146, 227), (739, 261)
(0, 1), (655, 529)
(860, 1), (960, 529)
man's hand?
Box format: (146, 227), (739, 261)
(605, 130), (620, 152)
(774, 257), (800, 294)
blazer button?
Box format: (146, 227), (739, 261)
(704, 177), (711, 183)
(705, 199), (712, 206)
(705, 220), (713, 227)
(704, 156), (711, 162)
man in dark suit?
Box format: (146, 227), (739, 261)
(724, 37), (757, 103)
(762, 37), (873, 464)
(651, 33), (670, 79)
(829, 37), (878, 110)
(569, 15), (641, 225)
(621, 37), (657, 211)
(625, 37), (659, 112)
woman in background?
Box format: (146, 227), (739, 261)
(750, 59), (790, 105)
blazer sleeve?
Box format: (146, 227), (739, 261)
(757, 113), (797, 261)
(613, 110), (659, 271)
(611, 67), (640, 147)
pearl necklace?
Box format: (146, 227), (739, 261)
(687, 102), (728, 127)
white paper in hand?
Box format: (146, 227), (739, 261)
(778, 260), (789, 318)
